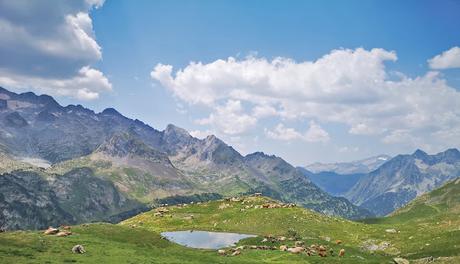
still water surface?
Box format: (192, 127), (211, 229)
(161, 230), (256, 249)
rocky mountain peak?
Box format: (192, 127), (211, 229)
(164, 124), (191, 138)
(101, 107), (122, 116)
(412, 149), (428, 159)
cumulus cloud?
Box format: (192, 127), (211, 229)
(151, 48), (460, 149)
(428, 46), (460, 69)
(0, 0), (111, 100)
(189, 129), (214, 139)
(0, 66), (111, 100)
(195, 100), (257, 135)
(265, 121), (330, 143)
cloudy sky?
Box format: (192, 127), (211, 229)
(0, 0), (459, 165)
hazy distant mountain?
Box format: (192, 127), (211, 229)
(0, 87), (372, 229)
(345, 149), (460, 216)
(297, 168), (365, 197)
(305, 155), (391, 174)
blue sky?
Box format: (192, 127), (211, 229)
(0, 0), (459, 165)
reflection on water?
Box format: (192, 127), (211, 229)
(161, 230), (256, 249)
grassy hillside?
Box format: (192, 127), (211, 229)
(362, 178), (460, 260)
(1, 182), (459, 263)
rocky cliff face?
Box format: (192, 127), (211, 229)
(345, 149), (460, 216)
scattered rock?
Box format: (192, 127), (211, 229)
(393, 257), (410, 264)
(217, 249), (226, 255)
(339, 248), (345, 257)
(336, 239), (342, 245)
(279, 245), (288, 251)
(386, 229), (398, 234)
(72, 245), (86, 254)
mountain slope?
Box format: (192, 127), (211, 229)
(346, 149), (460, 216)
(0, 87), (371, 227)
(0, 168), (142, 230)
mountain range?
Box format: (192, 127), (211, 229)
(345, 149), (460, 216)
(305, 155), (391, 174)
(0, 87), (372, 230)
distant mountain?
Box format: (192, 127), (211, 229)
(345, 149), (460, 216)
(297, 167), (365, 197)
(305, 154), (391, 174)
(0, 87), (372, 229)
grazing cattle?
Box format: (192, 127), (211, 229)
(43, 227), (59, 235)
(56, 231), (72, 237)
(336, 239), (342, 245)
(279, 245), (288, 251)
(231, 250), (241, 256)
(339, 248), (345, 257)
(287, 247), (304, 254)
(72, 245), (86, 254)
(295, 241), (304, 247)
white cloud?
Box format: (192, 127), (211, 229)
(338, 146), (359, 153)
(265, 124), (304, 141)
(195, 100), (257, 135)
(189, 129), (214, 139)
(428, 46), (460, 69)
(0, 0), (110, 100)
(0, 66), (111, 101)
(265, 121), (330, 143)
(304, 121), (330, 142)
(151, 48), (460, 150)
